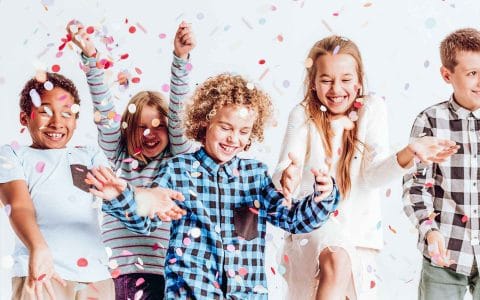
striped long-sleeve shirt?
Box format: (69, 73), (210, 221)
(83, 53), (195, 276)
(103, 148), (340, 299)
(403, 96), (480, 276)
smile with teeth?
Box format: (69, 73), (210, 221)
(219, 143), (237, 154)
(144, 140), (160, 148)
(44, 132), (64, 140)
(328, 96), (348, 103)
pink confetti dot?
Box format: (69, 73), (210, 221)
(183, 237), (192, 246)
(131, 77), (141, 84)
(159, 33), (167, 39)
(77, 258), (88, 267)
(227, 244), (235, 252)
(11, 141), (20, 150)
(56, 51), (63, 58)
(228, 269), (235, 277)
(135, 277), (145, 287)
(169, 258), (177, 264)
(51, 64), (60, 73)
(238, 267), (248, 276)
(86, 26), (95, 34)
(186, 63), (193, 71)
(35, 161), (45, 173)
(135, 67), (143, 75)
(161, 84), (170, 92)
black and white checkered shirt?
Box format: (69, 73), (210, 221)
(403, 96), (480, 276)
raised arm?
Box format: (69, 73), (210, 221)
(169, 21), (197, 155)
(67, 21), (121, 161)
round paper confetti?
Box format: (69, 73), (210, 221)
(131, 160), (139, 169)
(215, 225), (221, 233)
(304, 57), (313, 68)
(159, 33), (167, 39)
(282, 80), (290, 88)
(29, 89), (41, 107)
(70, 104), (80, 114)
(190, 227), (201, 238)
(128, 103), (137, 114)
(192, 161), (200, 168)
(132, 77), (141, 83)
(276, 34), (284, 42)
(108, 259), (118, 269)
(299, 238), (309, 246)
(320, 105), (327, 112)
(35, 161), (45, 173)
(462, 215), (469, 223)
(197, 12), (205, 20)
(129, 26), (137, 33)
(332, 45), (340, 55)
(386, 188), (391, 197)
(111, 269), (121, 278)
(77, 258), (88, 267)
(175, 248), (183, 256)
(51, 64), (61, 73)
(228, 269), (235, 277)
(258, 59), (266, 65)
(191, 171), (201, 178)
(186, 63), (193, 71)
(143, 129), (151, 136)
(134, 290), (143, 300)
(135, 277), (145, 287)
(424, 60), (430, 68)
(161, 84), (170, 92)
(183, 237), (192, 246)
(227, 244), (235, 252)
(44, 81), (54, 91)
(258, 18), (266, 25)
(348, 111), (358, 122)
(35, 71), (47, 83)
(56, 51), (63, 58)
(122, 122), (128, 129)
(238, 267), (248, 276)
(246, 82), (254, 90)
(151, 118), (160, 127)
(254, 200), (260, 208)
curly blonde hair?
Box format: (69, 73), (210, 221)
(185, 73), (272, 149)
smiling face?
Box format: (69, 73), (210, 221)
(204, 104), (256, 164)
(314, 53), (361, 116)
(441, 51), (480, 111)
(20, 87), (77, 149)
(138, 105), (169, 158)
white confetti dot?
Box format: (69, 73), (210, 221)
(43, 81), (54, 91)
(190, 227), (201, 238)
(320, 105), (327, 112)
(215, 225), (221, 233)
(246, 82), (254, 90)
(143, 128), (150, 136)
(299, 238), (309, 246)
(122, 122), (128, 129)
(254, 200), (260, 208)
(192, 161), (200, 168)
(304, 57), (313, 68)
(190, 171), (201, 178)
(70, 104), (80, 114)
(131, 160), (139, 169)
(151, 118), (160, 127)
(29, 89), (41, 107)
(175, 247), (183, 256)
(108, 259), (118, 269)
(105, 247), (112, 258)
(128, 103), (137, 114)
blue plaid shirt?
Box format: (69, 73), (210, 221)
(103, 148), (339, 299)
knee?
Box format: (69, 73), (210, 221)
(318, 247), (352, 283)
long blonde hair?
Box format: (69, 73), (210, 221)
(304, 36), (365, 198)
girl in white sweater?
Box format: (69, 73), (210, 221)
(272, 36), (458, 300)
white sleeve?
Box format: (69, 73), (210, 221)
(0, 145), (26, 183)
(272, 104), (309, 190)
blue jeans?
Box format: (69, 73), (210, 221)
(419, 257), (480, 300)
(114, 273), (165, 300)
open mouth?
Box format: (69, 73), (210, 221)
(327, 96), (348, 104)
(219, 143), (238, 155)
(143, 140), (160, 149)
(44, 132), (65, 141)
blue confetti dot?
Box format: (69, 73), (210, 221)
(41, 0), (54, 6)
(424, 60), (430, 68)
(425, 18), (436, 29)
(258, 18), (266, 25)
(197, 12), (205, 20)
(224, 25), (231, 31)
(282, 80), (290, 88)
(404, 83), (410, 90)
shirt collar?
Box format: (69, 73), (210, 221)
(449, 95), (480, 119)
(194, 147), (239, 177)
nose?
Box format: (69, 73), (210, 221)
(227, 131), (240, 144)
(48, 113), (64, 128)
(332, 80), (343, 94)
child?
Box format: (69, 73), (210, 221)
(88, 73), (340, 299)
(67, 20), (196, 299)
(273, 36), (458, 300)
(0, 72), (115, 299)
(403, 28), (480, 300)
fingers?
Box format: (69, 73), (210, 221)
(51, 272), (66, 287)
(86, 171), (104, 190)
(35, 280), (44, 300)
(287, 152), (301, 167)
(167, 189), (185, 202)
(89, 188), (105, 200)
(91, 167), (108, 184)
(44, 280), (56, 300)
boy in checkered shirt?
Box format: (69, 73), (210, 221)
(403, 28), (480, 299)
(89, 73), (340, 299)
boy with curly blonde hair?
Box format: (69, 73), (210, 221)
(89, 73), (340, 299)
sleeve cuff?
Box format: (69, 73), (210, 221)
(102, 183), (136, 213)
(80, 52), (98, 67)
(172, 51), (190, 65)
(418, 219), (439, 241)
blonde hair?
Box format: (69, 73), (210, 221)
(120, 91), (168, 163)
(185, 73), (272, 150)
(440, 28), (480, 72)
(304, 36), (365, 198)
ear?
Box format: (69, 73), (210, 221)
(19, 112), (29, 126)
(440, 66), (451, 83)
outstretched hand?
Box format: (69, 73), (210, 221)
(27, 246), (66, 300)
(136, 187), (186, 221)
(311, 169), (334, 202)
(409, 136), (459, 164)
(87, 166), (127, 201)
(279, 152), (301, 203)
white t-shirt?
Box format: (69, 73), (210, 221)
(0, 145), (111, 282)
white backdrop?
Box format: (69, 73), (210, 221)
(0, 0), (478, 299)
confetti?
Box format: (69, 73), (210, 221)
(259, 68), (270, 81)
(276, 34), (284, 42)
(363, 2), (373, 7)
(136, 22), (147, 33)
(333, 12), (339, 16)
(135, 67), (143, 75)
(143, 129), (150, 136)
(159, 33), (167, 39)
(227, 244), (235, 252)
(122, 122), (128, 129)
(304, 57), (313, 68)
(111, 269), (121, 278)
(135, 277), (145, 287)
(29, 89), (41, 107)
(215, 225), (221, 233)
(386, 188), (391, 197)
(121, 250), (133, 256)
(51, 64), (60, 72)
(462, 215), (469, 223)
(388, 225), (397, 234)
(77, 258), (88, 267)
(192, 161), (200, 168)
(175, 247), (183, 256)
(4, 204), (11, 217)
(283, 254), (289, 264)
(246, 82), (255, 90)
(348, 111), (358, 122)
(197, 12), (205, 20)
(190, 171), (201, 178)
(254, 200), (260, 208)
(108, 259), (118, 269)
(332, 45), (340, 55)
(66, 105), (79, 116)
(404, 83), (410, 90)
(132, 77), (141, 83)
(44, 81), (54, 91)
(258, 18), (266, 25)
(183, 237), (192, 246)
(134, 290), (143, 300)
(258, 59), (266, 65)
(320, 105), (327, 112)
(35, 161), (45, 173)
(282, 80), (290, 88)
(253, 285), (268, 294)
(238, 267), (248, 276)
(190, 227), (201, 238)
(120, 53), (129, 60)
(278, 264), (286, 275)
(228, 269), (236, 277)
(161, 84), (170, 92)
(131, 160), (139, 169)
(370, 280), (376, 288)
(424, 60), (430, 68)
(129, 26), (136, 33)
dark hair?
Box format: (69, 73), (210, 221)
(19, 72), (81, 118)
